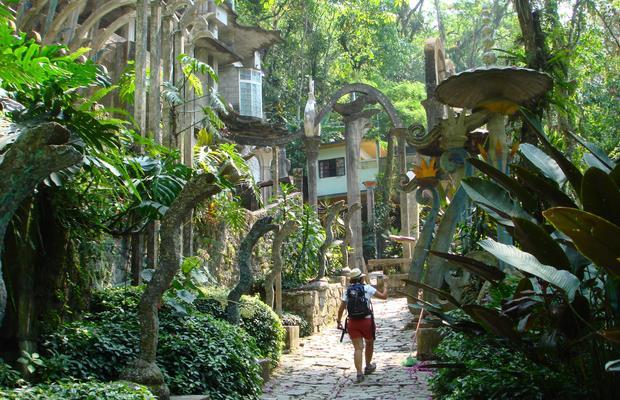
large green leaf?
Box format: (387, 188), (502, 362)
(583, 153), (611, 173)
(461, 177), (534, 226)
(568, 131), (616, 171)
(468, 158), (538, 212)
(543, 208), (620, 278)
(605, 359), (620, 372)
(462, 304), (520, 342)
(611, 164), (620, 187)
(581, 167), (620, 227)
(512, 164), (577, 208)
(512, 217), (572, 271)
(520, 143), (566, 186)
(402, 278), (461, 307)
(430, 250), (506, 283)
(520, 109), (583, 195)
(479, 238), (580, 300)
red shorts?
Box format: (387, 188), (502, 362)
(347, 317), (374, 340)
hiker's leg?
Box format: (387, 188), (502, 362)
(352, 337), (364, 374)
(364, 339), (374, 366)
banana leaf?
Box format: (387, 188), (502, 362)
(520, 143), (567, 186)
(512, 217), (572, 271)
(520, 109), (583, 195)
(468, 158), (538, 212)
(581, 167), (620, 227)
(430, 250), (505, 283)
(605, 359), (620, 372)
(611, 164), (620, 187)
(462, 304), (521, 343)
(543, 207), (620, 278)
(479, 238), (580, 301)
(461, 177), (534, 225)
(601, 328), (620, 344)
(405, 298), (484, 334)
(402, 278), (461, 307)
(511, 164), (577, 208)
(568, 131), (616, 171)
(583, 153), (612, 173)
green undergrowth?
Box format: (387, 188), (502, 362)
(35, 286), (276, 399)
(0, 380), (154, 400)
(429, 330), (587, 400)
(192, 287), (285, 363)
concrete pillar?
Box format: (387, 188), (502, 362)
(303, 136), (320, 210)
(271, 146), (280, 198)
(395, 129), (412, 259)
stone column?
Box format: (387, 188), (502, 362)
(394, 128), (412, 259)
(335, 97), (379, 273)
(303, 136), (320, 210)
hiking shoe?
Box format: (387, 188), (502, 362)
(356, 373), (364, 383)
(364, 363), (376, 375)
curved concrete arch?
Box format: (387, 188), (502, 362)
(71, 0), (136, 48)
(315, 83), (403, 129)
(46, 0), (89, 44)
(164, 0), (193, 17)
(89, 11), (136, 54)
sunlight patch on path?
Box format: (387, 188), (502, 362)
(262, 297), (432, 400)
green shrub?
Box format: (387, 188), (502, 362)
(41, 299), (263, 399)
(0, 358), (22, 388)
(429, 330), (587, 400)
(194, 287), (285, 362)
(92, 286), (285, 363)
(280, 312), (312, 337)
(0, 380), (154, 400)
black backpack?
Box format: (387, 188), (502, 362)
(346, 283), (372, 319)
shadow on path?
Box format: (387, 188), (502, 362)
(262, 297), (432, 400)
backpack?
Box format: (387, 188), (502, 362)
(346, 283), (372, 320)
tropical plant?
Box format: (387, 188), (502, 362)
(0, 380), (155, 400)
(412, 110), (620, 399)
(41, 290), (263, 399)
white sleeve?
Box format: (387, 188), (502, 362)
(365, 284), (377, 299)
(341, 290), (347, 302)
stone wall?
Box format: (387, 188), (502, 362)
(282, 280), (344, 333)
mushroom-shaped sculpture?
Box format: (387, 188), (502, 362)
(435, 66), (552, 114)
(435, 66), (552, 172)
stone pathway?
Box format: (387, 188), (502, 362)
(262, 297), (432, 400)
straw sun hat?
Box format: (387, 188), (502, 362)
(347, 268), (365, 279)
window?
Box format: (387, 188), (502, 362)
(319, 157), (345, 178)
(239, 68), (262, 118)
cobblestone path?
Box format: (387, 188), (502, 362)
(262, 297), (432, 400)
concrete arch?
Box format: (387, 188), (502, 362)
(89, 11), (136, 54)
(45, 0), (89, 44)
(21, 0), (50, 32)
(70, 0), (136, 49)
(164, 0), (193, 17)
(315, 83), (403, 129)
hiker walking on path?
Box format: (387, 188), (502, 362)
(337, 268), (388, 383)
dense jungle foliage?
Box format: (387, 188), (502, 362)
(1, 0), (619, 399)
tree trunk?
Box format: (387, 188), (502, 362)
(130, 233), (143, 285)
(0, 122), (82, 323)
(317, 201), (346, 280)
(342, 203), (362, 272)
(226, 217), (277, 325)
(122, 164), (242, 399)
(513, 0), (550, 144)
(265, 221), (297, 314)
